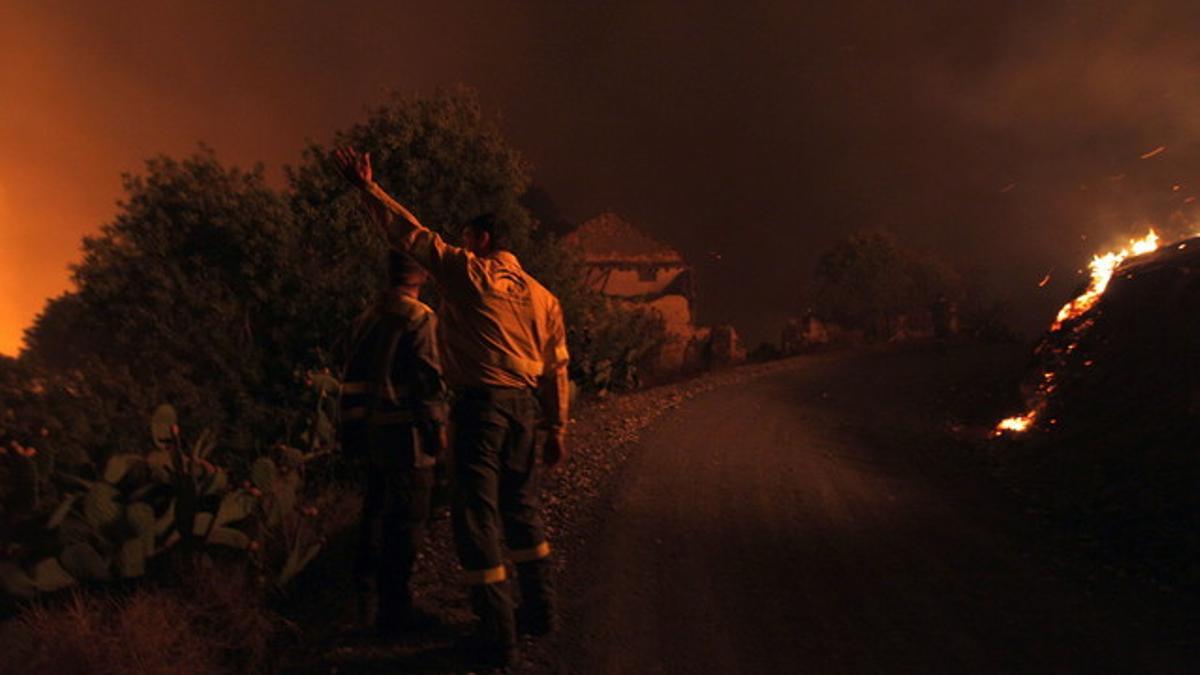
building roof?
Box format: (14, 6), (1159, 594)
(564, 212), (686, 265)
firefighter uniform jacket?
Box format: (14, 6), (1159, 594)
(339, 291), (448, 468)
(361, 182), (571, 439)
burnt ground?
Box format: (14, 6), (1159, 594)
(284, 345), (1198, 673)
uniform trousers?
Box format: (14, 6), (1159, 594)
(451, 385), (554, 648)
(353, 423), (434, 628)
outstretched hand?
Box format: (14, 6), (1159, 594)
(333, 146), (372, 188)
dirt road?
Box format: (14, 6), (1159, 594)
(523, 347), (1191, 674)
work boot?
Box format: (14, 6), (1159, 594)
(464, 583), (517, 659)
(515, 558), (556, 636)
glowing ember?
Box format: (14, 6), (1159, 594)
(1049, 230), (1158, 332)
(994, 412), (1036, 435)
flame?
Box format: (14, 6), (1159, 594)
(1048, 230), (1158, 332)
(994, 229), (1160, 436)
(994, 411), (1037, 435)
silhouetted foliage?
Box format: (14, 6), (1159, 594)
(521, 185), (576, 237)
(812, 229), (961, 339)
(570, 300), (668, 392)
(288, 87), (536, 276)
(22, 151), (306, 457)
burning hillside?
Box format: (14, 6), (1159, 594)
(989, 229), (1200, 591)
(994, 230), (1182, 435)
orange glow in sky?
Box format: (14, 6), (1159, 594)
(0, 2), (482, 355)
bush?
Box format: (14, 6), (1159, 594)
(569, 299), (668, 392)
(21, 152), (312, 458)
(811, 228), (961, 340)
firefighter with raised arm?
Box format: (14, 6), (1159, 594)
(336, 147), (570, 668)
(339, 251), (449, 636)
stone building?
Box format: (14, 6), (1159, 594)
(564, 212), (696, 371)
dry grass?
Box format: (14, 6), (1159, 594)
(186, 563), (278, 672)
(0, 562), (279, 675)
(0, 590), (221, 675)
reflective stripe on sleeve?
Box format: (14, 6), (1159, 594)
(509, 541), (551, 563)
(462, 564), (508, 585)
(553, 344), (570, 365)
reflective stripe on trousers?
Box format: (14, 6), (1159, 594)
(460, 541), (549, 584)
(509, 541), (551, 563)
(463, 564), (507, 585)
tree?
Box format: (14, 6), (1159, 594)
(288, 86), (536, 265)
(811, 229), (960, 339)
(22, 150), (306, 457)
(521, 185), (576, 237)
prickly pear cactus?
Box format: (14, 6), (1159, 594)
(150, 404), (177, 449)
(2, 400), (324, 598)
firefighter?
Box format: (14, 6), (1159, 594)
(336, 147), (569, 668)
(339, 250), (449, 636)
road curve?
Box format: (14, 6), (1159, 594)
(525, 348), (1188, 674)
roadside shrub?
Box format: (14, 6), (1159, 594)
(570, 299), (668, 392)
(21, 152), (314, 459)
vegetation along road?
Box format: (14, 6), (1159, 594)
(519, 346), (1193, 674)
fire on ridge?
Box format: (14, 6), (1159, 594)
(994, 230), (1161, 436)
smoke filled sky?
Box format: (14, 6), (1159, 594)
(5, 0), (1200, 354)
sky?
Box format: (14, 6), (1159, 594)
(4, 0), (1200, 354)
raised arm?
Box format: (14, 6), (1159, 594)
(334, 147), (425, 251)
(334, 146), (471, 290)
